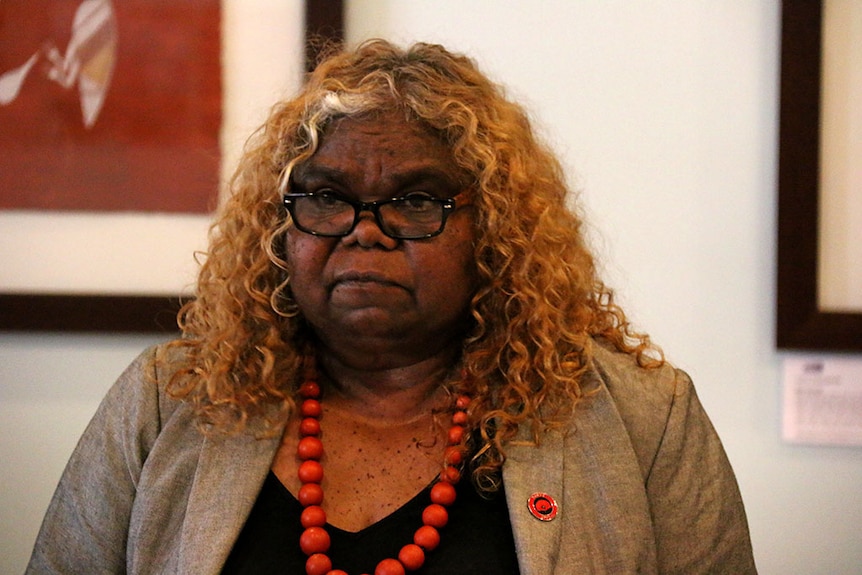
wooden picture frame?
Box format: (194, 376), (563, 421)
(0, 1), (342, 333)
(777, 0), (862, 351)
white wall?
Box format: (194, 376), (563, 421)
(2, 2), (861, 574)
(343, 2), (862, 574)
(0, 1), (306, 572)
(0, 334), (167, 572)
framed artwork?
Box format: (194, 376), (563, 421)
(0, 0), (343, 332)
(777, 0), (862, 351)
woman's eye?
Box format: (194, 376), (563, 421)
(307, 190), (345, 209)
(400, 193), (436, 210)
(314, 189), (340, 201)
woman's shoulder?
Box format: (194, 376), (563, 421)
(104, 341), (193, 429)
(587, 340), (696, 475)
(589, 340), (692, 410)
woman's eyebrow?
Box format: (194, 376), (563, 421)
(289, 164), (350, 187)
(292, 163), (462, 191)
(387, 167), (462, 189)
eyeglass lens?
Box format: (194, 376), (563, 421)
(288, 194), (448, 239)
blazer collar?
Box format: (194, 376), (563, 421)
(503, 422), (565, 575)
(177, 425), (283, 574)
(501, 382), (658, 574)
(175, 419), (570, 575)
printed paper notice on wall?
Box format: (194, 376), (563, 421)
(782, 357), (862, 446)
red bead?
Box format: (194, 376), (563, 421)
(430, 481), (457, 506)
(413, 525), (441, 550)
(444, 446), (462, 465)
(301, 505), (327, 528)
(298, 436), (324, 460)
(447, 425), (464, 445)
(300, 526), (331, 554)
(300, 417), (321, 436)
(298, 483), (324, 506)
(442, 465), (461, 483)
(300, 380), (320, 398)
(374, 558), (405, 575)
(289, 378), (471, 574)
(398, 544), (425, 570)
(298, 460), (324, 483)
(302, 398), (323, 417)
(305, 553), (332, 575)
(422, 503), (449, 527)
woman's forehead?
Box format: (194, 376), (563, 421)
(301, 113), (461, 179)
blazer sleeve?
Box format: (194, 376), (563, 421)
(26, 347), (164, 575)
(645, 371), (757, 574)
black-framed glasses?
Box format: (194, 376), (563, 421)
(283, 191), (469, 240)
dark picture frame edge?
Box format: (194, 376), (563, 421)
(0, 294), (188, 333)
(0, 0), (343, 334)
(776, 0), (862, 351)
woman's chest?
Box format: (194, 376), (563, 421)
(271, 412), (447, 532)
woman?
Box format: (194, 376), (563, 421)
(28, 40), (756, 574)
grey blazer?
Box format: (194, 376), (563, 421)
(27, 343), (756, 574)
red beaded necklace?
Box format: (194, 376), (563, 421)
(295, 378), (471, 575)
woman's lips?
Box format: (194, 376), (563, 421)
(328, 272), (410, 303)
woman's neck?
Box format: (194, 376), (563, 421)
(315, 345), (459, 423)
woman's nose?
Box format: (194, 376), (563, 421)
(342, 211), (399, 249)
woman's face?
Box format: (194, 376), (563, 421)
(284, 112), (478, 368)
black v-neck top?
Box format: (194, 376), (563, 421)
(222, 472), (521, 574)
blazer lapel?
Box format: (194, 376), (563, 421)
(503, 425), (565, 575)
(176, 427), (283, 574)
(503, 389), (659, 575)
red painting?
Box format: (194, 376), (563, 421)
(0, 0), (221, 213)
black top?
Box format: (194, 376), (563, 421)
(222, 472), (521, 574)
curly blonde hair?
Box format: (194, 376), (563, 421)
(162, 39), (660, 490)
